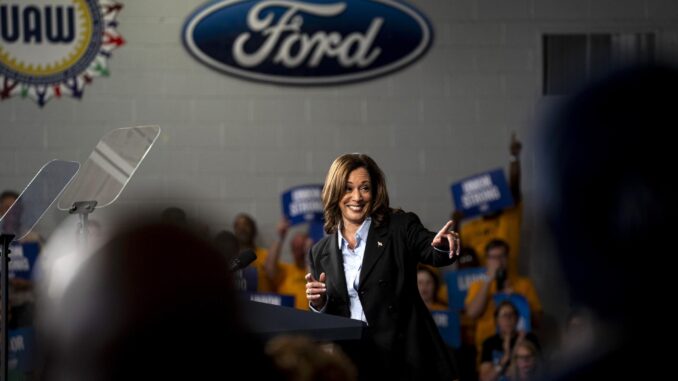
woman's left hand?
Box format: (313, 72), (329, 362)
(431, 220), (460, 259)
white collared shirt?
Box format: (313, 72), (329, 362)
(338, 217), (371, 323)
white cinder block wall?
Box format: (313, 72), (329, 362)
(2, 0), (678, 343)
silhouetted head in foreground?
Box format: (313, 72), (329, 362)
(265, 335), (357, 381)
(215, 229), (240, 262)
(539, 63), (678, 378)
(38, 220), (276, 380)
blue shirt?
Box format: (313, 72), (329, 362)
(338, 217), (371, 323)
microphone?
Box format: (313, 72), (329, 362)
(496, 268), (507, 291)
(229, 249), (257, 272)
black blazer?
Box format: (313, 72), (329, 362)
(310, 211), (458, 380)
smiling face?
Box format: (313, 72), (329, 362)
(339, 167), (372, 229)
(515, 343), (537, 378)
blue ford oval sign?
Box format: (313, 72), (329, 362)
(182, 0), (433, 85)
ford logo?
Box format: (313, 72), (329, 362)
(182, 0), (433, 85)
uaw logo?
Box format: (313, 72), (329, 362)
(182, 0), (433, 85)
(0, 0), (125, 107)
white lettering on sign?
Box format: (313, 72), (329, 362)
(457, 273), (489, 292)
(292, 188), (320, 201)
(461, 187), (501, 209)
(8, 252), (30, 272)
(462, 175), (492, 193)
(289, 187), (323, 217)
(290, 200), (323, 216)
(433, 313), (448, 327)
(250, 294), (283, 305)
(460, 175), (502, 209)
(10, 335), (25, 352)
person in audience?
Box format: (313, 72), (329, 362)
(214, 229), (239, 262)
(506, 339), (542, 381)
(455, 134), (524, 277)
(305, 153), (460, 380)
(1, 190), (19, 217)
(479, 300), (540, 381)
(465, 239), (542, 358)
(1, 189), (42, 242)
(455, 246), (483, 381)
(265, 218), (313, 310)
(457, 246), (481, 269)
(417, 265), (447, 311)
(233, 213), (272, 291)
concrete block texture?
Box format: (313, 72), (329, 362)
(2, 0), (677, 283)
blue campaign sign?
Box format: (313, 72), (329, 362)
(450, 168), (514, 219)
(308, 221), (326, 244)
(444, 267), (487, 311)
(8, 242), (40, 280)
(281, 185), (324, 226)
(234, 267), (258, 292)
(431, 310), (460, 348)
(242, 267), (258, 292)
(493, 293), (532, 333)
(9, 327), (35, 372)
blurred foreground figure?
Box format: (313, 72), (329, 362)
(539, 64), (678, 379)
(36, 220), (276, 380)
(265, 335), (357, 381)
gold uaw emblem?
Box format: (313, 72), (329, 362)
(0, 0), (124, 106)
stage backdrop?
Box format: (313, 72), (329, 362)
(2, 0), (678, 334)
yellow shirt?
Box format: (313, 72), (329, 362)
(275, 262), (309, 310)
(428, 301), (448, 311)
(459, 204), (522, 277)
(464, 275), (542, 352)
(252, 247), (273, 292)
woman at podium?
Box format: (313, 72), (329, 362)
(305, 153), (460, 380)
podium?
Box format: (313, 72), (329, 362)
(242, 300), (365, 342)
(242, 300), (366, 373)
